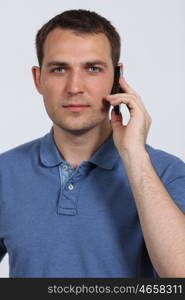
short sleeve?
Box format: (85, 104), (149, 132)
(164, 158), (185, 213)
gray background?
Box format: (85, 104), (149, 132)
(0, 0), (184, 277)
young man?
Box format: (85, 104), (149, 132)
(0, 9), (185, 278)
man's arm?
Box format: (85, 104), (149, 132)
(106, 77), (185, 277)
(121, 149), (185, 277)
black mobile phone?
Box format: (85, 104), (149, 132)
(111, 66), (122, 115)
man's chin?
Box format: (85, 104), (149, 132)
(65, 128), (92, 136)
(55, 123), (98, 136)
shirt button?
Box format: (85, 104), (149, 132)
(63, 165), (68, 171)
(68, 184), (74, 190)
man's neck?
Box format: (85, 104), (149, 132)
(53, 121), (112, 169)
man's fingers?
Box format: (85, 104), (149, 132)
(119, 77), (137, 95)
(106, 94), (143, 111)
(106, 90), (147, 113)
(106, 77), (151, 122)
(107, 94), (152, 127)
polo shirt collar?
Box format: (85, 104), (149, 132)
(40, 127), (119, 170)
(89, 134), (119, 169)
(40, 128), (63, 167)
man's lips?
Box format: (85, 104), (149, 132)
(62, 104), (90, 112)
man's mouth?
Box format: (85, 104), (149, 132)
(62, 104), (90, 112)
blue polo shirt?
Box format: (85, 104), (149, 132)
(0, 128), (185, 278)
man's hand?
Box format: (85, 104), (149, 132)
(106, 77), (152, 158)
(106, 77), (185, 278)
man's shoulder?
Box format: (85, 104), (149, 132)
(146, 144), (184, 164)
(0, 135), (44, 167)
(146, 144), (185, 178)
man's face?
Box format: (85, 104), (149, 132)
(32, 29), (115, 135)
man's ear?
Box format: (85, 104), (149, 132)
(31, 66), (43, 95)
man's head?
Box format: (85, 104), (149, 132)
(35, 9), (121, 69)
(32, 10), (122, 135)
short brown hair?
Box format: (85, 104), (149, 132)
(35, 9), (121, 68)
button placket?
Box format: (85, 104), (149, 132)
(57, 162), (91, 216)
(57, 164), (78, 215)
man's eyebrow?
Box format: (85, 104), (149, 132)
(46, 61), (69, 68)
(84, 61), (108, 68)
(46, 60), (108, 68)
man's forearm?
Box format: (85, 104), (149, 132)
(121, 149), (185, 277)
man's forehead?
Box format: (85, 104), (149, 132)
(43, 29), (112, 64)
(44, 28), (111, 52)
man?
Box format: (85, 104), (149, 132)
(0, 9), (185, 278)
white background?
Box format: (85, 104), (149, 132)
(0, 0), (184, 277)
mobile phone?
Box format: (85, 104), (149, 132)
(111, 66), (122, 115)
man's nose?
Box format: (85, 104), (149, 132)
(67, 70), (84, 95)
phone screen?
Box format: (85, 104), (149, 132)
(111, 66), (122, 115)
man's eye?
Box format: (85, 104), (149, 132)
(51, 67), (65, 73)
(88, 66), (101, 72)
